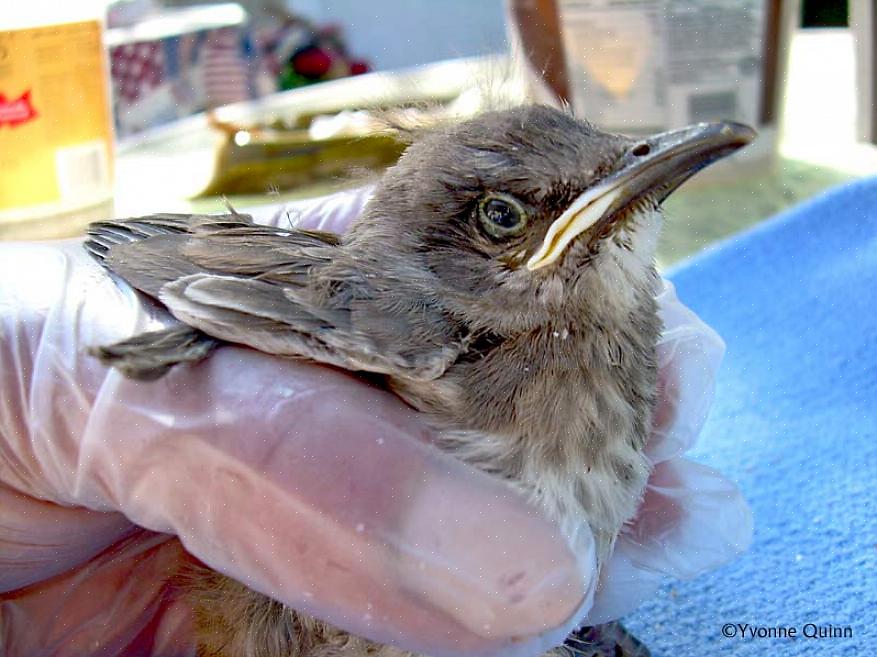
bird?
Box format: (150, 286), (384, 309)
(84, 104), (754, 657)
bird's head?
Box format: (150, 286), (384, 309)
(350, 105), (754, 333)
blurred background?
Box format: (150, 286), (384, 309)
(1, 0), (874, 267)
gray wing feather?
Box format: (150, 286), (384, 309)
(105, 235), (203, 298)
(85, 213), (216, 263)
(86, 213), (250, 297)
(160, 274), (460, 380)
(85, 213), (464, 381)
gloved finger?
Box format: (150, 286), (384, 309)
(0, 481), (134, 593)
(1, 530), (193, 657)
(75, 346), (593, 657)
(621, 458), (753, 580)
(580, 543), (664, 627)
(584, 457), (753, 623)
(648, 279), (726, 464)
(0, 241), (592, 657)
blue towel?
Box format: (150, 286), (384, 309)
(625, 178), (877, 655)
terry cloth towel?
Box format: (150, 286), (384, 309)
(626, 177), (877, 655)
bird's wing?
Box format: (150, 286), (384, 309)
(86, 214), (464, 381)
(86, 213), (341, 298)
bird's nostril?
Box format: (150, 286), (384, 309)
(631, 143), (651, 157)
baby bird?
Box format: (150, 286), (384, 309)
(85, 104), (753, 657)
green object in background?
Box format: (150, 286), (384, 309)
(279, 67), (315, 90)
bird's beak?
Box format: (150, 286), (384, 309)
(526, 121), (756, 271)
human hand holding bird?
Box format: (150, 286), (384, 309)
(0, 105), (754, 657)
(84, 105), (753, 657)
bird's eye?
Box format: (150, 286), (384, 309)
(478, 194), (528, 238)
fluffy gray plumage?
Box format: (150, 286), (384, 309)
(85, 104), (750, 657)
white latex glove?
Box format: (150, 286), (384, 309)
(0, 187), (752, 657)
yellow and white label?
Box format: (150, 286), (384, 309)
(0, 20), (113, 212)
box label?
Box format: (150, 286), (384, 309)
(560, 0), (767, 132)
(0, 20), (113, 212)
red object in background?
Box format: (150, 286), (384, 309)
(0, 91), (38, 128)
(111, 43), (164, 104)
(202, 27), (251, 108)
(350, 60), (369, 75)
(292, 47), (333, 78)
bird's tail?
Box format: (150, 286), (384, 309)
(89, 325), (219, 381)
(564, 622), (651, 657)
(84, 214), (227, 380)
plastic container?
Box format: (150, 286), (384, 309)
(0, 1), (115, 239)
(555, 0), (799, 183)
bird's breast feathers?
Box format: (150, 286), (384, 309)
(390, 321), (655, 560)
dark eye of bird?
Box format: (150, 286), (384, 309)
(478, 193), (528, 239)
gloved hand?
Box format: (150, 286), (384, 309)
(0, 187), (752, 657)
